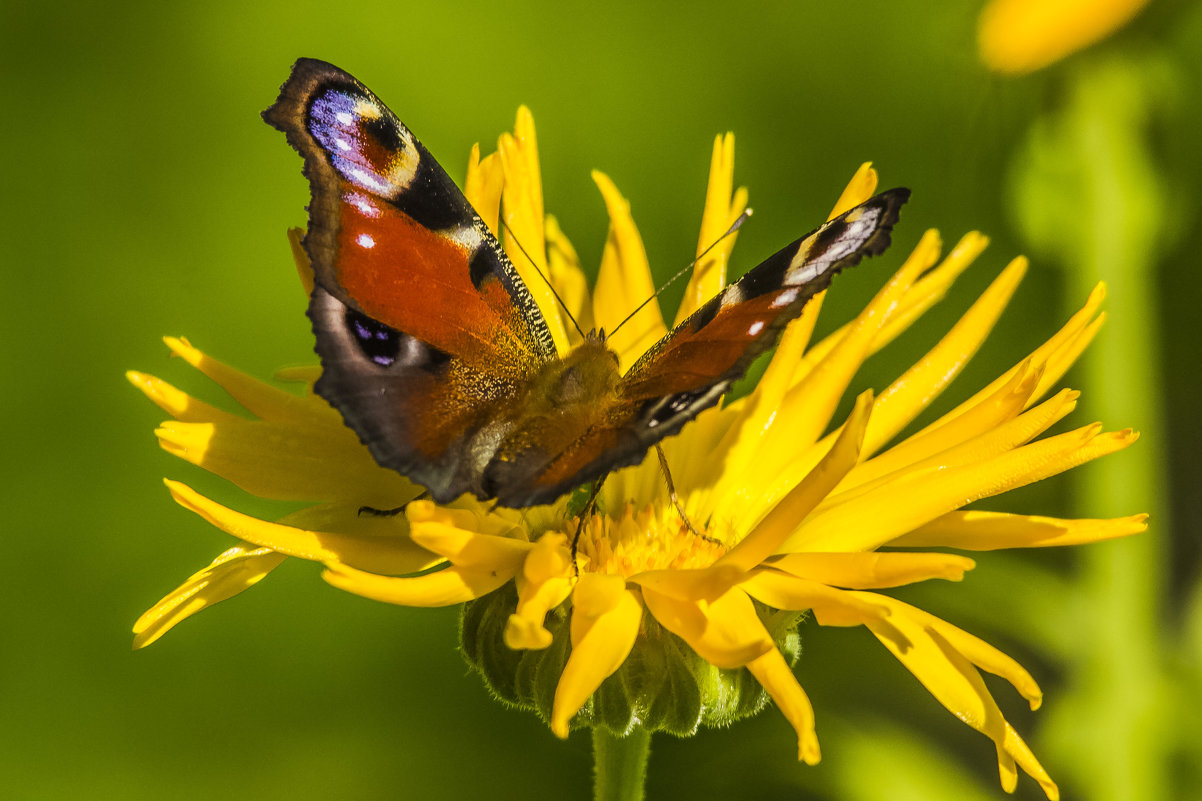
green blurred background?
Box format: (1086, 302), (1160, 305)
(4, 1), (1200, 799)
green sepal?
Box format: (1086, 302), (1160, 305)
(460, 585), (806, 736)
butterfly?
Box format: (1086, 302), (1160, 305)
(263, 58), (910, 509)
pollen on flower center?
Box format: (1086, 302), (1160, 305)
(571, 503), (728, 577)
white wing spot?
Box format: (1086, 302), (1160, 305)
(335, 111), (354, 125)
(748, 321), (765, 336)
(772, 289), (799, 307)
(448, 225), (485, 251)
(346, 166), (390, 194)
(344, 192), (382, 219)
(356, 233), (376, 249)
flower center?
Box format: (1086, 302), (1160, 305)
(571, 503), (728, 578)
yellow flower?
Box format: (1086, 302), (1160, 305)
(979, 0), (1151, 75)
(132, 107), (1144, 800)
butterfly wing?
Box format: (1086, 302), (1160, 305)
(264, 59), (557, 502)
(486, 189), (910, 507)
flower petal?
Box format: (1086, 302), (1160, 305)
(154, 415), (412, 506)
(464, 143), (504, 235)
(507, 533), (574, 650)
(768, 551), (976, 588)
(792, 231), (987, 384)
(550, 576), (644, 737)
(127, 370), (240, 425)
(746, 647), (822, 764)
(895, 510), (1149, 549)
(323, 562), (513, 606)
(828, 162), (879, 218)
(979, 0), (1149, 76)
(675, 133), (747, 325)
(789, 424), (1137, 552)
(832, 383), (1079, 510)
(164, 481), (433, 574)
(639, 585), (773, 669)
(714, 232), (941, 527)
(844, 362), (1056, 491)
(498, 107), (573, 355)
(133, 544), (286, 648)
(287, 226), (314, 294)
(545, 214), (594, 342)
(161, 337), (323, 425)
(719, 390), (872, 569)
(826, 593), (1057, 798)
(861, 257), (1027, 455)
(404, 503), (531, 565)
(591, 170), (666, 370)
(739, 570), (892, 623)
(942, 283), (1106, 422)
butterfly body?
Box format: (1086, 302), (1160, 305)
(265, 58), (910, 508)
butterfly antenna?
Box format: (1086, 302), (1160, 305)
(609, 208), (752, 339)
(499, 220), (586, 339)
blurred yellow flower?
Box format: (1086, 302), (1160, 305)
(979, 0), (1151, 75)
(132, 107), (1144, 800)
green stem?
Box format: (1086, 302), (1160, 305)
(1065, 56), (1168, 801)
(1012, 52), (1171, 801)
(592, 727), (651, 801)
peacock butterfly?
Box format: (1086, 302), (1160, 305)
(263, 58), (909, 508)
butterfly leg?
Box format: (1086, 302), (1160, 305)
(358, 491), (430, 517)
(655, 444), (721, 544)
(569, 477), (605, 576)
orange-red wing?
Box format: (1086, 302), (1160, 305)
(264, 58), (556, 379)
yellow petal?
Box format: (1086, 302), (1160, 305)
(675, 133), (747, 325)
(895, 510), (1149, 550)
(323, 562), (513, 606)
(768, 552), (976, 588)
(837, 593), (1057, 798)
(498, 107), (572, 355)
(127, 371), (239, 425)
(132, 544), (286, 648)
(464, 143), (504, 236)
(831, 384), (1079, 510)
(979, 0), (1149, 76)
(632, 563), (746, 603)
(774, 230), (939, 445)
(861, 257), (1027, 455)
(591, 170), (666, 370)
(287, 226), (314, 295)
(639, 585), (773, 669)
(154, 415), (411, 507)
(719, 390), (872, 569)
(161, 337), (322, 425)
(274, 364), (322, 385)
(545, 214), (594, 343)
(788, 424), (1138, 553)
(829, 162), (878, 218)
(550, 577), (644, 737)
(164, 481), (432, 574)
(713, 234), (941, 526)
(507, 533), (574, 649)
(844, 363), (1055, 492)
(739, 571), (892, 623)
(745, 648), (821, 764)
(940, 283), (1105, 425)
(404, 504), (531, 566)
(794, 231), (986, 381)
